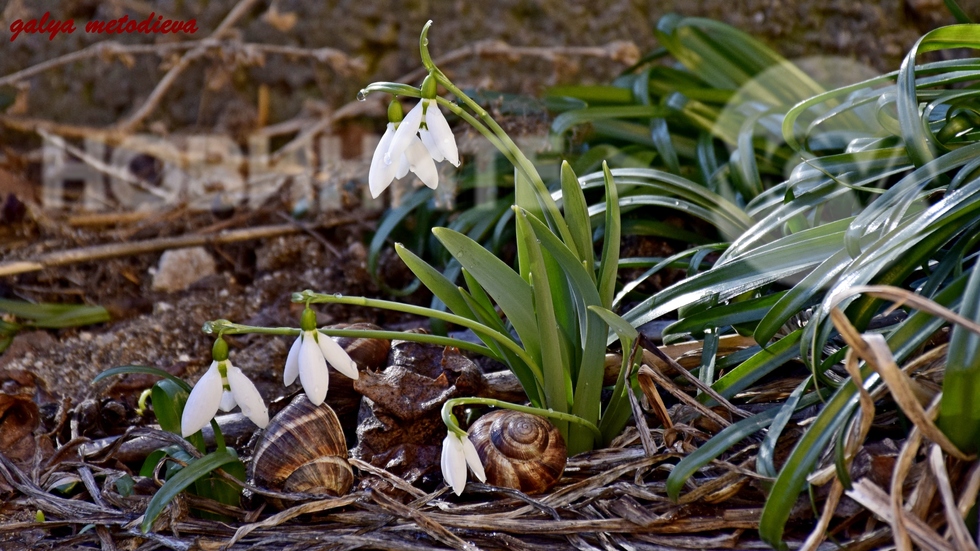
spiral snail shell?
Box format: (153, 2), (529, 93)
(248, 394), (353, 508)
(468, 410), (567, 494)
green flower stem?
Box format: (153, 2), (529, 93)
(434, 97), (521, 171)
(317, 328), (497, 359)
(434, 73), (574, 245)
(441, 397), (603, 442)
(419, 21), (575, 249)
(136, 388), (152, 416)
(204, 320), (499, 359)
(295, 291), (545, 384)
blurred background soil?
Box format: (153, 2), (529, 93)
(0, 0), (971, 133)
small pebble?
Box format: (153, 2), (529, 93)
(151, 248), (217, 292)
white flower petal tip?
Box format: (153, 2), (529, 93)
(423, 103), (459, 167)
(369, 123), (397, 199)
(419, 129), (444, 163)
(441, 434), (468, 496)
(316, 332), (360, 380)
(180, 362), (223, 437)
(404, 137), (438, 189)
(299, 332), (329, 406)
(226, 365), (269, 428)
(462, 436), (486, 482)
(219, 390), (236, 412)
(283, 335), (302, 386)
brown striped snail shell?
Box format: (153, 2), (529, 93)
(467, 410), (567, 494)
(248, 394), (353, 508)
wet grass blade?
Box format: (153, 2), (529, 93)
(559, 161), (595, 283)
(597, 163), (621, 309)
(938, 262), (980, 453)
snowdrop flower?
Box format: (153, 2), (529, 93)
(440, 431), (486, 496)
(283, 308), (359, 406)
(181, 339), (268, 437)
(369, 74), (460, 198)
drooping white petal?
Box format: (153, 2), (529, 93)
(226, 363), (270, 428)
(369, 123), (398, 198)
(283, 335), (302, 386)
(298, 332), (329, 405)
(462, 435), (486, 482)
(396, 153), (410, 179)
(181, 361), (223, 437)
(316, 331), (359, 379)
(219, 389), (237, 412)
(404, 137), (439, 190)
(385, 102), (424, 166)
(423, 101), (459, 166)
(419, 129), (444, 162)
(441, 434), (467, 496)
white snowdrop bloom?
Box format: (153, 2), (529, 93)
(368, 97), (459, 199)
(283, 330), (359, 406)
(418, 100), (459, 166)
(181, 360), (268, 437)
(440, 432), (487, 496)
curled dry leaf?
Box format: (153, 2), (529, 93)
(0, 392), (41, 464)
(353, 338), (489, 484)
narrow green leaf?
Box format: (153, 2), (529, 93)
(666, 291), (785, 336)
(668, 391), (821, 502)
(515, 210), (569, 427)
(93, 365), (192, 393)
(151, 379), (189, 436)
(394, 243), (474, 322)
(457, 289), (545, 407)
(945, 0), (973, 23)
(588, 306), (638, 342)
(708, 329), (802, 402)
(756, 377), (811, 479)
(597, 162), (621, 309)
(939, 262), (980, 453)
(523, 213), (608, 453)
(559, 161), (594, 274)
(461, 268), (494, 316)
(140, 449), (172, 478)
(551, 105), (668, 136)
(761, 272), (970, 548)
(432, 227), (542, 371)
(141, 449), (240, 533)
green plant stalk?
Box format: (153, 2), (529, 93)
(418, 21), (576, 251)
(295, 291), (544, 383)
(441, 397), (602, 442)
(206, 319), (501, 362)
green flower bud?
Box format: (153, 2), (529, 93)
(421, 73), (437, 100)
(300, 307), (318, 332)
(212, 337), (229, 362)
(387, 100), (404, 123)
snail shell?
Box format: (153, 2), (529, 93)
(467, 410), (567, 494)
(248, 394), (353, 508)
